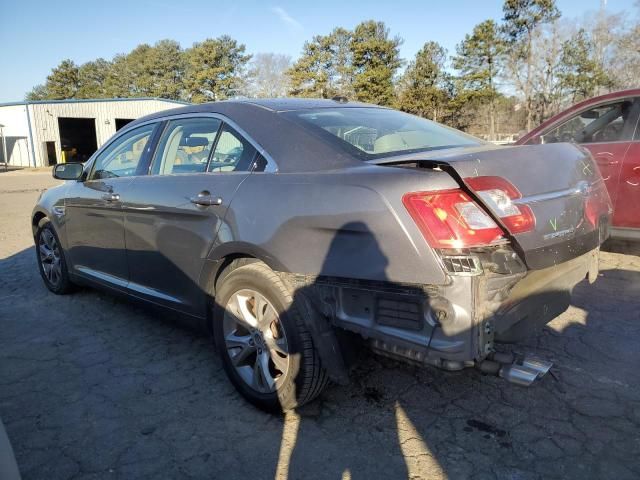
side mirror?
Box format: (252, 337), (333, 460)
(53, 162), (84, 180)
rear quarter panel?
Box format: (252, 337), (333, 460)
(209, 164), (460, 285)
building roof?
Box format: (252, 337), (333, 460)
(0, 97), (190, 108)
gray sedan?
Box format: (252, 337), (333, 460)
(32, 99), (612, 411)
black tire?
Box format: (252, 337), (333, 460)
(35, 219), (75, 295)
(213, 260), (329, 412)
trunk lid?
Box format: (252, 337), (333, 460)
(376, 142), (612, 270)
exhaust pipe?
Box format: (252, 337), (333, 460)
(520, 356), (553, 378)
(476, 353), (553, 386)
(499, 364), (539, 386)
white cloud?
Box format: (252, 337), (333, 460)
(270, 6), (303, 32)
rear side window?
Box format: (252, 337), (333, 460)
(207, 125), (257, 173)
(284, 107), (480, 160)
(151, 118), (222, 175)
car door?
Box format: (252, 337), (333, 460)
(64, 122), (159, 289)
(124, 115), (262, 316)
(611, 99), (640, 231)
(538, 98), (637, 221)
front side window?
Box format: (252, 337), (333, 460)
(90, 124), (155, 180)
(284, 107), (481, 160)
(151, 118), (222, 175)
(207, 125), (257, 173)
(542, 100), (635, 144)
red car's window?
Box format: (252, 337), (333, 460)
(542, 100), (635, 144)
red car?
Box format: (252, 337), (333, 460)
(517, 89), (640, 240)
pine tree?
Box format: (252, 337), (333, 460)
(77, 59), (112, 99)
(453, 20), (504, 140)
(184, 36), (251, 103)
(287, 21), (401, 105)
(502, 0), (561, 130)
(397, 41), (449, 121)
(350, 21), (402, 106)
(287, 28), (353, 99)
(43, 59), (80, 99)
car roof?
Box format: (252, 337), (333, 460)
(130, 97), (378, 125)
(233, 97), (378, 111)
(126, 98), (382, 173)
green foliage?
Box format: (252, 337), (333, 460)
(502, 0), (560, 46)
(287, 28), (353, 98)
(25, 84), (49, 101)
(453, 20), (505, 138)
(453, 20), (503, 102)
(396, 41), (450, 120)
(559, 29), (610, 102)
(77, 59), (112, 98)
(184, 36), (251, 103)
(22, 3), (638, 137)
(43, 59), (80, 99)
(105, 40), (185, 99)
(502, 0), (561, 129)
(350, 21), (402, 105)
(287, 21), (401, 105)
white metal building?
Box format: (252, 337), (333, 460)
(0, 98), (188, 167)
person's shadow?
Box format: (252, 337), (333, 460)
(265, 222), (640, 479)
(272, 221), (426, 478)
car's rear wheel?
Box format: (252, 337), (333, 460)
(213, 260), (328, 412)
(35, 219), (74, 294)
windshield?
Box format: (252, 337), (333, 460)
(284, 107), (482, 159)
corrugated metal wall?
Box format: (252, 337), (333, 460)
(28, 99), (183, 166)
(0, 105), (32, 167)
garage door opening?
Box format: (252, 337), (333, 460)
(115, 118), (135, 131)
(58, 117), (97, 163)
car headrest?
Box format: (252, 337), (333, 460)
(180, 136), (209, 147)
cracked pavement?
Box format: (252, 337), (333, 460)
(1, 170), (639, 479)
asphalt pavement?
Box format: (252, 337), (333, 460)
(1, 170), (638, 479)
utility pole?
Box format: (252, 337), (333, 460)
(0, 124), (8, 172)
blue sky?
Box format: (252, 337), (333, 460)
(0, 0), (636, 102)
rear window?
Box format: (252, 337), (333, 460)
(284, 107), (481, 160)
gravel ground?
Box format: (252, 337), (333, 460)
(1, 170), (639, 480)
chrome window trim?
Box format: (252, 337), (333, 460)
(129, 112), (278, 173)
(81, 111), (278, 178)
(146, 117), (222, 176)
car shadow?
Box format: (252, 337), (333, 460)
(2, 230), (639, 479)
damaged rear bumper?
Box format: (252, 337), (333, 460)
(282, 247), (599, 372)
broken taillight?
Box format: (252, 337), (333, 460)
(403, 189), (506, 249)
(465, 176), (536, 234)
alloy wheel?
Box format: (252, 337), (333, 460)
(223, 289), (290, 394)
(39, 229), (62, 287)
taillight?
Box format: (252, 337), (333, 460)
(465, 176), (535, 234)
(403, 189), (505, 249)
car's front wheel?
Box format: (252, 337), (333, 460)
(213, 260), (328, 412)
(35, 219), (74, 294)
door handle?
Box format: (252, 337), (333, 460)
(102, 192), (120, 202)
(190, 191), (222, 206)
